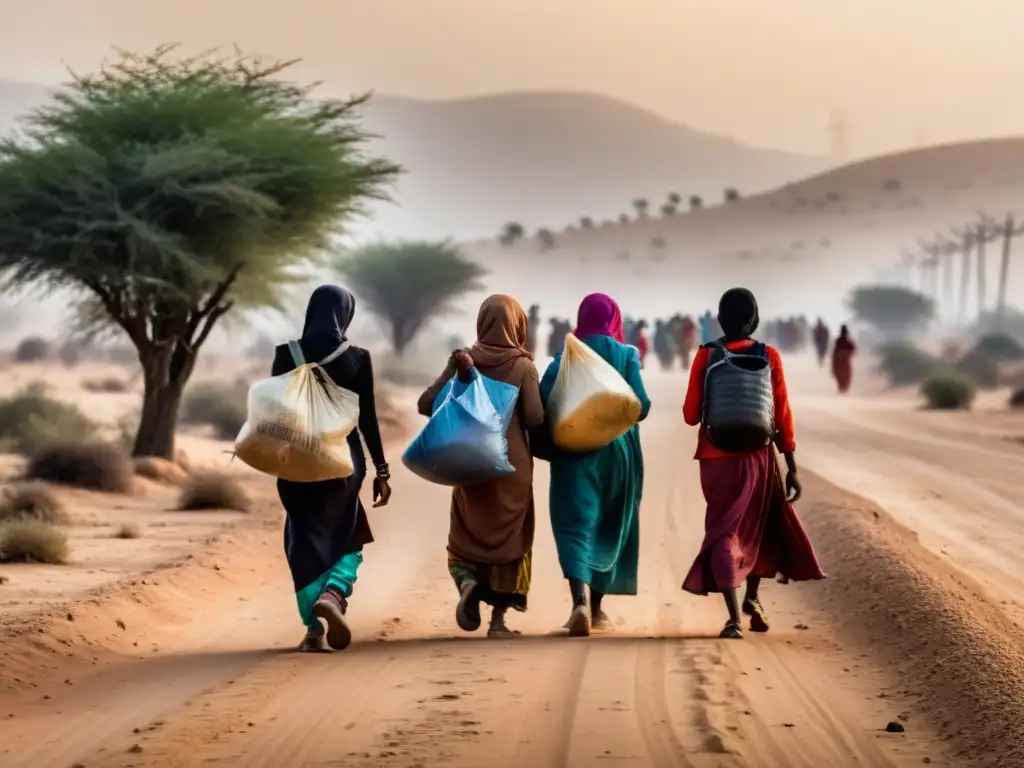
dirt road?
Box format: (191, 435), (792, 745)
(0, 373), (953, 768)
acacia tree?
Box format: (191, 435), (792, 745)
(689, 194), (703, 210)
(336, 240), (485, 355)
(0, 46), (400, 459)
(848, 284), (934, 338)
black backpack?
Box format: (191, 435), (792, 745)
(701, 339), (775, 453)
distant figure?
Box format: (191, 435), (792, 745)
(633, 320), (649, 368)
(831, 325), (856, 394)
(526, 304), (541, 357)
(547, 318), (569, 358)
(653, 320), (673, 371)
(812, 319), (831, 367)
(699, 311), (714, 345)
(679, 314), (697, 369)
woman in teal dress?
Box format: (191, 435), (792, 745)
(540, 292), (651, 637)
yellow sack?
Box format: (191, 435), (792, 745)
(234, 340), (359, 482)
(547, 333), (642, 452)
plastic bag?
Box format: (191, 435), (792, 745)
(402, 368), (519, 486)
(234, 341), (360, 482)
(547, 333), (642, 452)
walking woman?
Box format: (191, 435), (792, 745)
(541, 293), (651, 637)
(831, 325), (856, 394)
(273, 285), (393, 652)
(417, 295), (545, 638)
(681, 288), (824, 639)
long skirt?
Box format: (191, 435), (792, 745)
(832, 351), (853, 393)
(278, 429), (373, 630)
(682, 449), (825, 595)
(448, 549), (532, 611)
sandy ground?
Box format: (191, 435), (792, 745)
(0, 366), (974, 768)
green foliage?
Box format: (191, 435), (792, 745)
(874, 341), (940, 387)
(0, 383), (98, 454)
(920, 372), (976, 410)
(0, 46), (400, 457)
(970, 332), (1024, 361)
(848, 285), (934, 336)
(973, 308), (1024, 345)
(336, 240), (486, 355)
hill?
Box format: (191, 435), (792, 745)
(0, 81), (827, 240)
(461, 138), (1024, 327)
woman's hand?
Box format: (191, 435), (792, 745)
(785, 470), (802, 502)
(451, 348), (474, 380)
(372, 476), (392, 508)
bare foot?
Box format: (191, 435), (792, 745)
(566, 604), (591, 637)
(591, 610), (615, 632)
(487, 623), (522, 639)
(297, 630), (329, 653)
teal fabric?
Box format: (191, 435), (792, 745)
(540, 335), (651, 595)
(295, 550), (363, 631)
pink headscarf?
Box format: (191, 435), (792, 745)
(573, 293), (625, 343)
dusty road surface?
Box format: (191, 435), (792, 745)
(0, 373), (956, 768)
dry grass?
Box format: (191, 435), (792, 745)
(0, 384), (98, 455)
(114, 522), (143, 539)
(0, 518), (69, 564)
(180, 381), (247, 440)
(82, 376), (130, 394)
(133, 456), (189, 486)
(25, 442), (134, 493)
(0, 482), (67, 525)
(178, 472), (251, 512)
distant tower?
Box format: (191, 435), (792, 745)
(827, 110), (849, 164)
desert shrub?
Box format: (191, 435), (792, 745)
(178, 472), (251, 512)
(920, 372), (976, 410)
(180, 382), (247, 440)
(0, 384), (98, 454)
(57, 343), (80, 368)
(883, 178), (901, 192)
(0, 482), (67, 525)
(83, 376), (129, 393)
(133, 456), (188, 485)
(971, 333), (1024, 362)
(875, 342), (940, 386)
(1010, 388), (1024, 409)
(0, 518), (69, 564)
(955, 348), (1001, 389)
(114, 522), (142, 539)
(25, 442), (134, 493)
(13, 336), (52, 363)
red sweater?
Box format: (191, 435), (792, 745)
(681, 340), (796, 459)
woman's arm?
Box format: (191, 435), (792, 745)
(539, 356), (560, 406)
(623, 346), (652, 421)
(352, 351), (387, 470)
(517, 363), (546, 430)
(681, 346), (710, 426)
(416, 359), (457, 417)
(767, 347), (797, 453)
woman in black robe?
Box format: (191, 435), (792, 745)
(272, 285), (392, 652)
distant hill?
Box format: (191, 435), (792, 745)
(0, 80), (828, 240)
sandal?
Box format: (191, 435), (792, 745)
(719, 621), (743, 639)
(456, 579), (482, 632)
(312, 589), (352, 651)
(297, 629), (329, 653)
(743, 597), (770, 633)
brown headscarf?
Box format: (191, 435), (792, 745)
(469, 294), (533, 367)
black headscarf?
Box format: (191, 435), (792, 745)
(300, 285), (356, 362)
(717, 287), (759, 342)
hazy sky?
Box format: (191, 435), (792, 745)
(1, 0), (1022, 157)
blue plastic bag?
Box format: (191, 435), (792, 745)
(402, 368), (519, 486)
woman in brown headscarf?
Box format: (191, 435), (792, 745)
(417, 294), (545, 638)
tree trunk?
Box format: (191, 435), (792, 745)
(132, 345), (195, 459)
(942, 250), (954, 325)
(958, 244), (971, 328)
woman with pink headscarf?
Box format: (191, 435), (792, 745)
(539, 293), (651, 637)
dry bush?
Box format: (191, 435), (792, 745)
(0, 482), (67, 525)
(0, 518), (69, 564)
(82, 376), (129, 394)
(114, 522), (142, 539)
(180, 381), (247, 439)
(1010, 388), (1024, 409)
(920, 372), (976, 410)
(13, 336), (52, 363)
(178, 472), (251, 512)
(25, 442), (134, 493)
(0, 383), (98, 455)
(875, 342), (940, 387)
(133, 456), (189, 485)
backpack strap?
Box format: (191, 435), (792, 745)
(286, 340), (306, 367)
